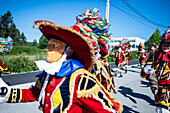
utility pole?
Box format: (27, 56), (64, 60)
(105, 0), (110, 22)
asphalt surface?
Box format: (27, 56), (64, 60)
(111, 65), (155, 113)
(1, 71), (41, 86)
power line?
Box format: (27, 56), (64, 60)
(101, 0), (155, 28)
(121, 0), (168, 28)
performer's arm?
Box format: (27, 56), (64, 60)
(140, 54), (158, 95)
(140, 61), (153, 80)
(0, 78), (41, 103)
(6, 85), (40, 103)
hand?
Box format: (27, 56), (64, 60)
(0, 87), (8, 95)
(0, 78), (10, 103)
(144, 65), (155, 74)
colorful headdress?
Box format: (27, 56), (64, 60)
(161, 27), (170, 43)
(152, 43), (157, 48)
(75, 8), (111, 58)
(0, 36), (13, 53)
(115, 45), (121, 49)
(138, 43), (145, 49)
(119, 38), (131, 50)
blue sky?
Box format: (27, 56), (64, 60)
(0, 0), (169, 42)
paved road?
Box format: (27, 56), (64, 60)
(111, 65), (155, 113)
(0, 60), (156, 113)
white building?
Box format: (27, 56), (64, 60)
(108, 37), (145, 51)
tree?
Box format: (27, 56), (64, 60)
(0, 21), (3, 36)
(145, 28), (161, 49)
(9, 23), (18, 40)
(0, 10), (13, 37)
(38, 35), (48, 49)
(20, 32), (26, 42)
(32, 39), (37, 46)
(0, 10), (27, 46)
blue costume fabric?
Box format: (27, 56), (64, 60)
(35, 59), (85, 78)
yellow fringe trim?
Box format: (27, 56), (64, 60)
(75, 68), (123, 112)
(145, 62), (153, 65)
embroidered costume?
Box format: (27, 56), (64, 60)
(141, 28), (170, 112)
(113, 45), (124, 77)
(136, 43), (147, 68)
(90, 59), (117, 93)
(141, 43), (158, 80)
(120, 39), (131, 74)
(75, 9), (116, 93)
(6, 59), (122, 113)
(148, 43), (158, 58)
(0, 9), (123, 113)
(123, 46), (131, 73)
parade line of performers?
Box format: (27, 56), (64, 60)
(0, 8), (169, 113)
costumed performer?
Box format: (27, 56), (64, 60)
(0, 9), (123, 113)
(140, 43), (158, 80)
(112, 45), (124, 77)
(75, 8), (117, 93)
(148, 43), (158, 58)
(122, 40), (131, 74)
(141, 28), (170, 113)
(136, 43), (147, 68)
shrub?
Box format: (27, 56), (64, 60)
(129, 51), (138, 60)
(5, 56), (39, 73)
(107, 53), (115, 62)
(0, 45), (46, 73)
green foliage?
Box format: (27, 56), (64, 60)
(38, 35), (48, 49)
(1, 46), (46, 55)
(0, 10), (27, 45)
(0, 10), (13, 38)
(145, 28), (161, 49)
(20, 32), (26, 42)
(107, 50), (138, 63)
(5, 56), (39, 73)
(129, 51), (138, 60)
(0, 21), (3, 35)
(107, 53), (115, 62)
(32, 39), (37, 46)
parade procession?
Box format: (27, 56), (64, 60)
(0, 0), (170, 113)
